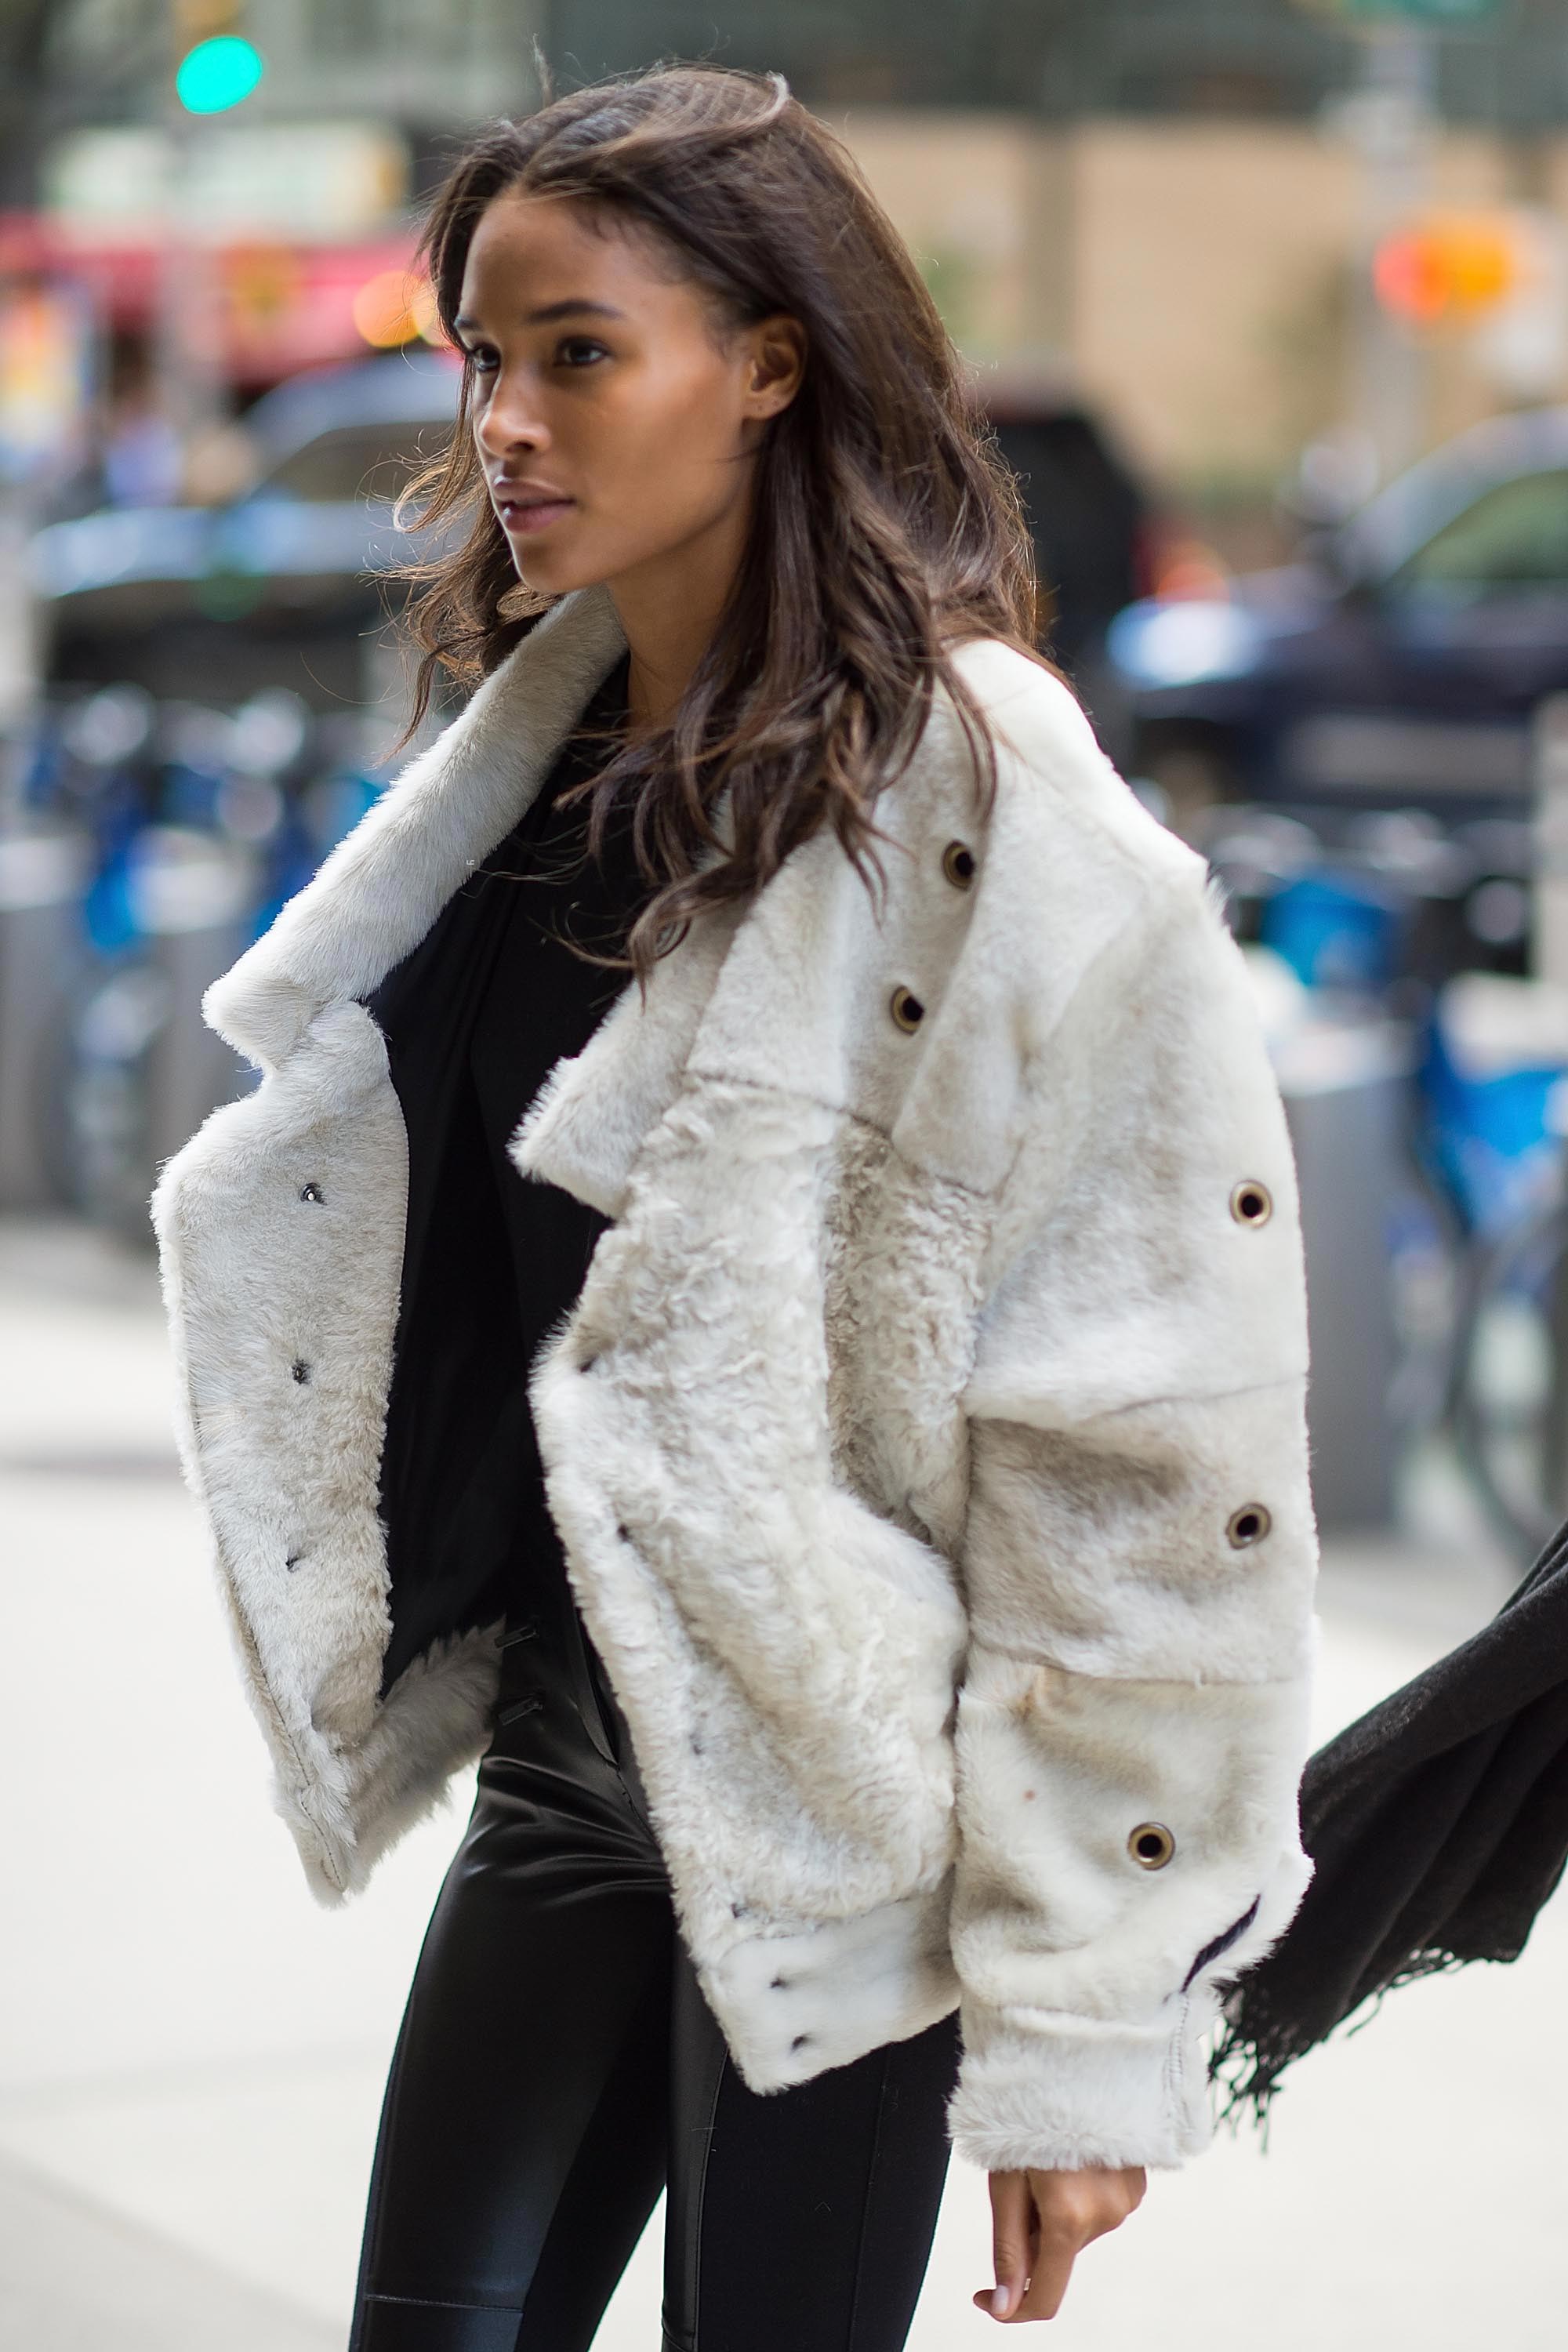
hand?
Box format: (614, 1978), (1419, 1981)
(975, 2164), (1146, 2322)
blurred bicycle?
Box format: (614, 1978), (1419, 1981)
(1196, 794), (1568, 1558)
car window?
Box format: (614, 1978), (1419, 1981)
(256, 422), (453, 503)
(1390, 470), (1568, 596)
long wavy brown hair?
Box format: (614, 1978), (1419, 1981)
(396, 63), (1041, 977)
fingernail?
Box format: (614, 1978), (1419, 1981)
(992, 2286), (1011, 2318)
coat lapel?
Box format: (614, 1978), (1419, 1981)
(198, 576), (753, 1221)
(204, 585), (629, 1073)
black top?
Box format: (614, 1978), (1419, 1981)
(367, 659), (641, 1690)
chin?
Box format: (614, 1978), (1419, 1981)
(511, 543), (614, 601)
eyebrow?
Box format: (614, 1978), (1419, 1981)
(453, 299), (626, 332)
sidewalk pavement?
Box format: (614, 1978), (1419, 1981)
(2, 1216), (1564, 2351)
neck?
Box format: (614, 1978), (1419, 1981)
(607, 484), (753, 733)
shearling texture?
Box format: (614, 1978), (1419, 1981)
(528, 1080), (974, 2084)
(156, 586), (1319, 2165)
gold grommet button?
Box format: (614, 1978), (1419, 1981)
(890, 985), (925, 1032)
(942, 840), (976, 889)
(1129, 1822), (1175, 1870)
(1230, 1179), (1273, 1228)
(1226, 1503), (1272, 1549)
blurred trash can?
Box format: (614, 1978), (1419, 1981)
(0, 828), (88, 1209)
(1271, 1013), (1416, 1533)
(70, 829), (256, 1238)
(1532, 691), (1568, 989)
(128, 826), (254, 1171)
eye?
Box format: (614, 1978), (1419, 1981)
(459, 340), (499, 377)
(555, 336), (610, 370)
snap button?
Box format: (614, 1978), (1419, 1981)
(890, 985), (924, 1032)
(1229, 1179), (1272, 1228)
(299, 1182), (324, 1204)
(1226, 1503), (1271, 1548)
(942, 840), (976, 889)
(291, 1359), (310, 1385)
(1128, 1821), (1176, 1870)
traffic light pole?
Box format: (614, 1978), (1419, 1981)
(152, 107), (225, 488)
(154, 0), (256, 493)
(1345, 23), (1436, 484)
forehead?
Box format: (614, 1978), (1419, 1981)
(459, 191), (676, 314)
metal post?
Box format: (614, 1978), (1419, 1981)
(132, 829), (253, 1170)
(1276, 1020), (1414, 1530)
(154, 3), (226, 485)
(0, 828), (88, 1208)
(1531, 693), (1568, 988)
(1345, 24), (1436, 485)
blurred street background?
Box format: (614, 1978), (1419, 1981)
(5, 0), (1568, 2345)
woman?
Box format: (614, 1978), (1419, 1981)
(154, 65), (1318, 2350)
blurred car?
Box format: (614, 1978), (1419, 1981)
(1107, 406), (1568, 826)
(30, 347), (463, 711)
(987, 401), (1152, 666)
(34, 349), (1154, 735)
(985, 390), (1158, 761)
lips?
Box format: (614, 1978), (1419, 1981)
(494, 485), (575, 536)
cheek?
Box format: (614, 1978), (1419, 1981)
(590, 361), (746, 516)
(511, 356), (750, 591)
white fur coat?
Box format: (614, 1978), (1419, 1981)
(153, 583), (1317, 2175)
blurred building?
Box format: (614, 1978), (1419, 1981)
(538, 3), (1568, 530)
(2, 2), (544, 204)
(837, 107), (1568, 512)
(6, 2), (1568, 517)
(0, 2), (541, 411)
(543, 0), (1567, 127)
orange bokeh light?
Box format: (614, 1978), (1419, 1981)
(1373, 214), (1521, 326)
(1151, 537), (1232, 603)
(351, 268), (440, 349)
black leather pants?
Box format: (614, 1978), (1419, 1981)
(348, 1587), (960, 2352)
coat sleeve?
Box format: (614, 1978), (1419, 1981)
(946, 866), (1318, 2175)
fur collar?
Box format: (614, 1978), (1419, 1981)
(205, 586), (628, 1072)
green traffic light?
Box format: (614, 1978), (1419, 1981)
(176, 34), (265, 114)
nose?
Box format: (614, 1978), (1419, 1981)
(474, 367), (550, 463)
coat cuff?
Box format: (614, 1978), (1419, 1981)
(946, 1995), (1218, 2174)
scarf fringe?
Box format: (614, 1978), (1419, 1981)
(1209, 1946), (1476, 2129)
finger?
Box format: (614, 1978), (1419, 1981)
(1073, 2166), (1146, 2245)
(1007, 2168), (1147, 2321)
(978, 2170), (1033, 2321)
(1010, 2220), (1080, 2321)
(1040, 2166), (1145, 2233)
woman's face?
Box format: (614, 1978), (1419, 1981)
(456, 191), (802, 601)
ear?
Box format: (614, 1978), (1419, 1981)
(742, 314), (807, 420)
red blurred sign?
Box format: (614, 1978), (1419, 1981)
(220, 236), (431, 376)
(0, 211), (441, 385)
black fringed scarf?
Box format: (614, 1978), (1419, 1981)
(1214, 1517), (1568, 2120)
